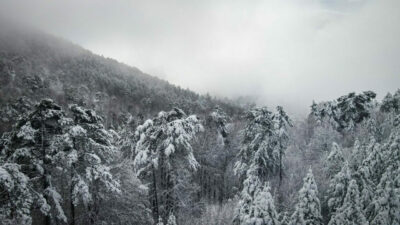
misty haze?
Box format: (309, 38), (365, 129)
(0, 1), (399, 225)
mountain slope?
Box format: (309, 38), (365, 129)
(0, 21), (242, 133)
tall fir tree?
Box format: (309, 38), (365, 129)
(328, 180), (368, 225)
(233, 167), (279, 225)
(289, 168), (323, 225)
(325, 142), (345, 179)
(367, 165), (400, 225)
(167, 213), (178, 225)
(66, 104), (121, 225)
(326, 161), (352, 215)
(272, 106), (293, 186)
(0, 163), (33, 225)
(134, 108), (203, 222)
(234, 107), (277, 181)
(1, 99), (70, 224)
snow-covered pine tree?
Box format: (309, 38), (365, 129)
(307, 125), (341, 155)
(311, 91), (376, 132)
(362, 117), (384, 143)
(199, 105), (232, 202)
(233, 167), (279, 225)
(167, 212), (177, 225)
(367, 165), (400, 225)
(325, 142), (345, 179)
(209, 105), (230, 140)
(233, 168), (261, 225)
(365, 118), (400, 224)
(336, 91), (376, 131)
(350, 138), (367, 171)
(326, 161), (352, 215)
(309, 100), (340, 129)
(0, 163), (33, 225)
(117, 113), (142, 161)
(328, 179), (368, 225)
(380, 89), (400, 113)
(380, 116), (400, 170)
(1, 99), (70, 224)
(272, 106), (293, 186)
(355, 139), (385, 212)
(251, 183), (280, 225)
(289, 168), (323, 225)
(234, 107), (277, 181)
(133, 108), (203, 222)
(97, 161), (153, 225)
(67, 104), (120, 225)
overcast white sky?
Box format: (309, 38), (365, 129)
(1, 0), (400, 115)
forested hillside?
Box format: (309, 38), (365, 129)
(0, 21), (243, 134)
(1, 22), (400, 225)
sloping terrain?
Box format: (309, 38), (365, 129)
(0, 21), (242, 133)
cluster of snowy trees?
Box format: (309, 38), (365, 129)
(231, 90), (400, 225)
(1, 24), (399, 225)
(0, 99), (149, 224)
(2, 88), (400, 225)
(310, 91), (376, 131)
(0, 99), (214, 225)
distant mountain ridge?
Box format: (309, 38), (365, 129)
(0, 21), (243, 133)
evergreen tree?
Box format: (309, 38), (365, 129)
(1, 99), (70, 224)
(167, 213), (178, 225)
(350, 138), (366, 171)
(310, 91), (376, 131)
(380, 89), (400, 113)
(354, 138), (387, 213)
(380, 117), (400, 170)
(97, 162), (153, 225)
(117, 113), (141, 160)
(307, 125), (341, 155)
(209, 105), (230, 140)
(134, 108), (203, 222)
(353, 137), (384, 211)
(0, 163), (33, 225)
(233, 168), (262, 225)
(289, 168), (323, 225)
(251, 183), (280, 225)
(367, 165), (400, 225)
(365, 119), (400, 224)
(66, 104), (121, 224)
(359, 141), (385, 184)
(310, 101), (340, 129)
(272, 106), (293, 186)
(234, 168), (279, 225)
(362, 117), (383, 142)
(328, 180), (368, 225)
(325, 142), (345, 178)
(336, 91), (376, 131)
(234, 107), (277, 181)
(326, 161), (352, 215)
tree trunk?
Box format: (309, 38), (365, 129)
(70, 166), (75, 225)
(151, 164), (159, 223)
(165, 169), (173, 218)
(160, 151), (167, 221)
(41, 122), (51, 225)
(279, 151), (283, 187)
(279, 143), (284, 188)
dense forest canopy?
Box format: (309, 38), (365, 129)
(1, 22), (400, 225)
